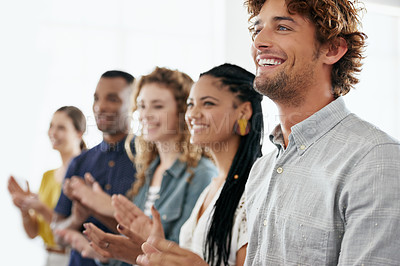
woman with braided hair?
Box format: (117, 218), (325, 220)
(136, 63), (264, 266)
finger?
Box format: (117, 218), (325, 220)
(84, 172), (95, 186)
(26, 181), (30, 194)
(146, 237), (187, 256)
(113, 196), (139, 225)
(92, 182), (104, 194)
(114, 195), (143, 219)
(8, 176), (23, 193)
(136, 254), (150, 266)
(83, 223), (107, 247)
(146, 252), (183, 266)
(150, 206), (165, 239)
(54, 229), (67, 239)
(89, 241), (112, 258)
(141, 242), (160, 255)
(116, 224), (145, 244)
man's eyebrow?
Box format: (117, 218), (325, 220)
(273, 16), (297, 24)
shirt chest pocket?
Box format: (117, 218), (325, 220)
(281, 218), (329, 265)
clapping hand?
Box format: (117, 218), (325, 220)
(112, 194), (154, 240)
(136, 207), (206, 266)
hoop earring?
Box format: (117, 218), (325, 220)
(234, 118), (250, 136)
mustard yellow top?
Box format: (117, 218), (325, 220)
(37, 169), (62, 248)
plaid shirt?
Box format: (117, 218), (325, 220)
(245, 97), (400, 265)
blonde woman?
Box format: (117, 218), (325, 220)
(8, 106), (86, 266)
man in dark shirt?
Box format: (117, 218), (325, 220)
(53, 70), (136, 266)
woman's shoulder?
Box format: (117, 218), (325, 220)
(42, 169), (57, 180)
(194, 157), (217, 172)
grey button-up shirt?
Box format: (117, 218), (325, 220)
(245, 97), (400, 265)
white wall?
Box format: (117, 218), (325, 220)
(0, 0), (399, 265)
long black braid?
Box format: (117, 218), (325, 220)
(201, 63), (264, 266)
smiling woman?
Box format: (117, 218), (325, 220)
(8, 106), (86, 266)
(79, 67), (217, 266)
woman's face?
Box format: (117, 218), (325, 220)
(48, 111), (82, 153)
(137, 83), (179, 143)
(185, 75), (241, 146)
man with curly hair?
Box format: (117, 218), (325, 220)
(244, 0), (400, 265)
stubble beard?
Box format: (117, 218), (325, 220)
(254, 64), (315, 108)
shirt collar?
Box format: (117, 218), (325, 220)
(147, 156), (187, 179)
(99, 136), (128, 153)
(270, 97), (351, 155)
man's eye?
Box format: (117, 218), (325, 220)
(204, 101), (215, 106)
(277, 25), (289, 31)
(186, 103), (193, 108)
(251, 28), (261, 40)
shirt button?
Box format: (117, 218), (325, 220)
(105, 184), (112, 190)
(263, 219), (267, 226)
(162, 214), (167, 220)
(276, 167), (283, 174)
(108, 160), (115, 167)
(300, 145), (306, 150)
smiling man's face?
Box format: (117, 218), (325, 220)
(251, 0), (323, 106)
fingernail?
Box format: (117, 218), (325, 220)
(83, 223), (88, 229)
(147, 236), (156, 245)
(136, 255), (148, 264)
(117, 224), (124, 230)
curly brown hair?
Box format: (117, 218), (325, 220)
(245, 0), (367, 97)
(126, 67), (204, 198)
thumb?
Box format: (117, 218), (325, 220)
(84, 172), (95, 186)
(26, 181), (30, 194)
(141, 241), (160, 255)
(150, 206), (165, 239)
(92, 182), (103, 193)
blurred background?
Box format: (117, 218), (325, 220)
(0, 0), (399, 264)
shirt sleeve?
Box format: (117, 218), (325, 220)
(166, 162), (215, 243)
(338, 143), (400, 265)
(54, 157), (80, 216)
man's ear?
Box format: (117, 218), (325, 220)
(323, 37), (348, 65)
(238, 101), (253, 120)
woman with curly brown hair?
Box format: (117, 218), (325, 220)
(132, 63), (264, 266)
(67, 67), (217, 265)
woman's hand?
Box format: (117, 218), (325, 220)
(136, 207), (205, 266)
(83, 222), (145, 264)
(137, 236), (207, 266)
(55, 228), (107, 261)
(112, 194), (154, 239)
(8, 176), (31, 209)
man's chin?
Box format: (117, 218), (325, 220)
(96, 124), (118, 134)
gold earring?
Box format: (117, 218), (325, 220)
(234, 118), (250, 136)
